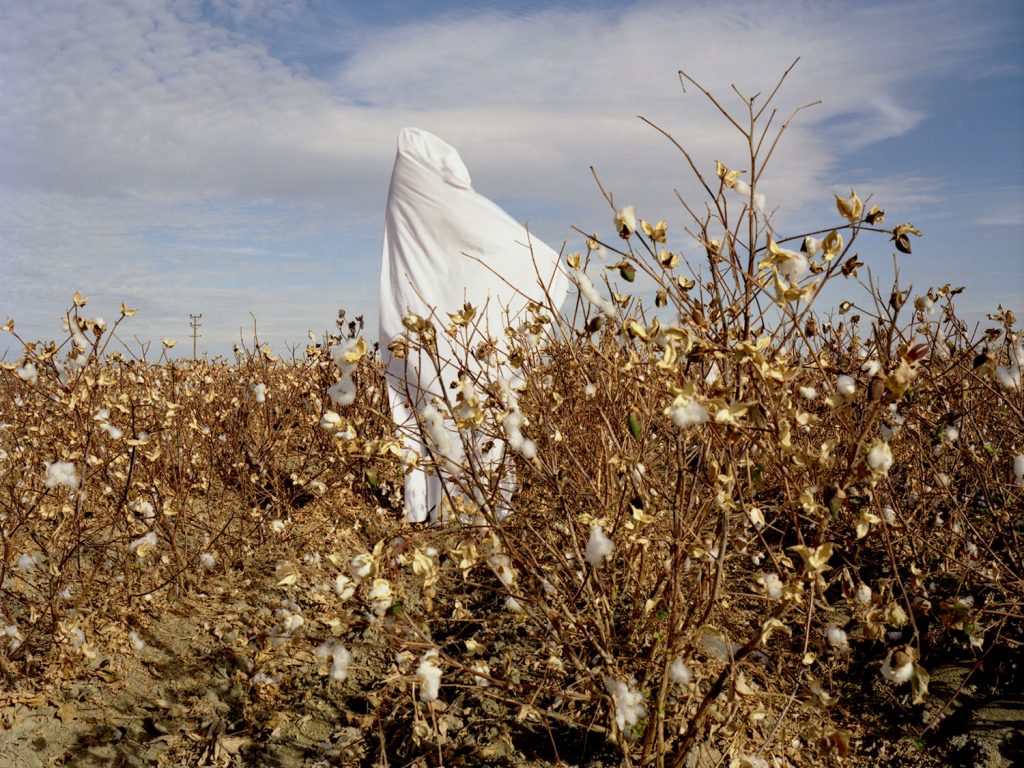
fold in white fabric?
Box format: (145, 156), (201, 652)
(379, 127), (568, 523)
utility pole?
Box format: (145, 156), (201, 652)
(189, 313), (202, 361)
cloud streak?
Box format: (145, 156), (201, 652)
(1, 0), (1019, 354)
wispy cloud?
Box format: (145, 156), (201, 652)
(0, 0), (1018, 354)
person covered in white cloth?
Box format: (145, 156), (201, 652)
(378, 127), (568, 523)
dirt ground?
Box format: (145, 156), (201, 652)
(2, 518), (1021, 768)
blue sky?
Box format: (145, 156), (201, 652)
(1, 0), (1021, 358)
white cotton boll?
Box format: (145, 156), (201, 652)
(421, 405), (459, 467)
(518, 438), (537, 460)
(880, 650), (914, 683)
(856, 583), (872, 605)
(320, 411), (342, 430)
(753, 192), (766, 215)
(799, 385), (817, 400)
(103, 423), (124, 440)
(803, 236), (823, 256)
(270, 519), (286, 533)
(367, 578), (393, 616)
(669, 657), (693, 685)
(585, 524), (613, 567)
(504, 596), (524, 613)
(604, 676), (647, 735)
(471, 660), (491, 686)
(16, 552), (43, 570)
(129, 631), (145, 651)
(826, 626), (849, 652)
(704, 361), (721, 387)
(417, 651), (442, 702)
(488, 555), (516, 588)
(350, 553), (373, 581)
(251, 383), (266, 403)
(334, 574), (356, 601)
(943, 426), (959, 442)
(199, 552), (216, 571)
(45, 461), (79, 490)
(836, 375), (857, 397)
(732, 179), (750, 198)
(16, 363), (38, 385)
(995, 365), (1022, 390)
(128, 531), (157, 553)
(1014, 454), (1024, 485)
(316, 640), (351, 682)
(251, 672), (278, 686)
(861, 359), (881, 377)
(866, 441), (894, 475)
(2, 623), (23, 652)
(328, 378), (357, 407)
(881, 506), (896, 524)
(667, 397), (709, 429)
(584, 382), (597, 398)
(777, 250), (809, 283)
(574, 269), (616, 317)
(759, 573), (784, 601)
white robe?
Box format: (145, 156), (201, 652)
(378, 127), (568, 522)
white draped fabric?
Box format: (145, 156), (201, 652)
(378, 127), (568, 522)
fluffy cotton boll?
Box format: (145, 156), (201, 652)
(777, 250), (809, 283)
(334, 574), (356, 601)
(350, 553), (373, 581)
(251, 383), (267, 403)
(866, 441), (894, 475)
(320, 411), (342, 430)
(270, 519), (286, 533)
(574, 269), (616, 317)
(732, 179), (751, 198)
(128, 531), (157, 554)
(861, 359), (881, 377)
(799, 385), (817, 400)
(45, 461), (79, 490)
(129, 631), (145, 651)
(604, 677), (647, 735)
(367, 578), (393, 616)
(416, 651), (442, 702)
(584, 382), (597, 398)
(16, 552), (44, 570)
(856, 583), (872, 605)
(504, 596), (524, 613)
(316, 640), (351, 682)
(1014, 454), (1024, 485)
(881, 506), (897, 524)
(995, 365), (1022, 390)
(836, 375), (857, 397)
(421, 405), (459, 466)
(759, 573), (784, 601)
(2, 623), (23, 652)
(518, 438), (537, 460)
(585, 524), (613, 567)
(199, 552), (216, 571)
(667, 397), (709, 429)
(669, 657), (693, 685)
(328, 377), (356, 407)
(826, 626), (849, 652)
(803, 236), (823, 256)
(943, 426), (960, 443)
(488, 555), (516, 588)
(704, 361), (721, 388)
(614, 205), (637, 237)
(880, 650), (914, 683)
(753, 192), (766, 215)
(103, 423), (124, 440)
(16, 363), (38, 384)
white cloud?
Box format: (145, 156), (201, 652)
(0, 0), (1012, 355)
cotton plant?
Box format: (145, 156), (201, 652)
(416, 650), (443, 702)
